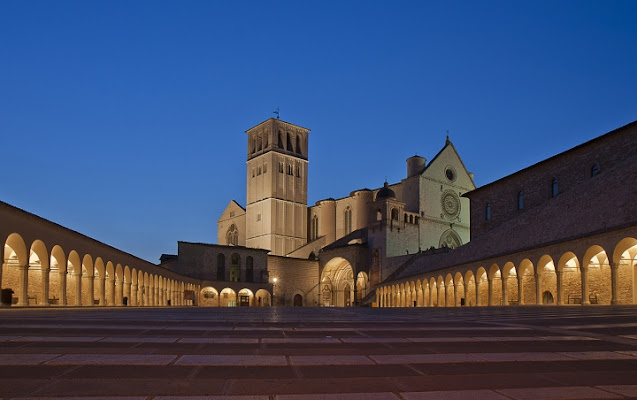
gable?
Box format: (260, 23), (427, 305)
(421, 142), (476, 191)
(217, 200), (246, 223)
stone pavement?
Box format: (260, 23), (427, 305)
(1, 306), (637, 399)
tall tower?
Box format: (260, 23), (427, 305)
(245, 118), (310, 256)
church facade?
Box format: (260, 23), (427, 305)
(215, 118), (476, 306)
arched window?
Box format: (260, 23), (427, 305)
(287, 133), (293, 151)
(376, 209), (382, 221)
(287, 164), (293, 175)
(278, 131), (284, 148)
(391, 208), (399, 220)
(296, 135), (302, 156)
(311, 215), (319, 241)
(485, 202), (491, 221)
(344, 207), (352, 234)
(246, 256), (254, 282)
(257, 135), (262, 151)
(591, 163), (600, 177)
(227, 224), (239, 245)
(517, 191), (524, 210)
(230, 253), (240, 282)
(216, 254), (225, 281)
(279, 162), (284, 173)
(551, 179), (558, 198)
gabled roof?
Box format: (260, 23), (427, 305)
(217, 200), (245, 223)
(422, 138), (474, 184)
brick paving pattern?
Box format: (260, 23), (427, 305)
(1, 306), (637, 399)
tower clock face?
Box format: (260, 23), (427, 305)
(442, 192), (460, 217)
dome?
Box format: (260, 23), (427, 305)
(375, 181), (395, 201)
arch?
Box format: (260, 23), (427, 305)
(583, 245), (611, 305)
(115, 264), (124, 306)
(49, 245), (66, 306)
(439, 229), (462, 249)
(2, 234), (28, 307)
(356, 271), (369, 299)
(27, 239), (48, 306)
(293, 293), (303, 306)
(94, 257), (106, 306)
(501, 261), (517, 305)
(613, 237), (637, 304)
(344, 206), (353, 234)
(238, 288), (254, 307)
(220, 287), (237, 307)
(558, 252), (581, 305)
(475, 267), (488, 306)
(321, 257), (354, 307)
(123, 266), (131, 306)
(537, 255), (557, 305)
(226, 224), (239, 246)
(488, 264), (502, 306)
(518, 259), (535, 305)
(255, 288), (271, 307)
(454, 272), (465, 307)
(106, 261), (115, 306)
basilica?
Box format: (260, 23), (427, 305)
(1, 118), (635, 309)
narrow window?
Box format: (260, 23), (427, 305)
(296, 135), (302, 156)
(591, 163), (600, 177)
(279, 162), (283, 173)
(217, 254), (225, 281)
(517, 191), (524, 210)
(344, 207), (352, 234)
(311, 215), (319, 240)
(257, 166), (262, 176)
(263, 163), (267, 173)
(296, 166), (300, 177)
(252, 168), (255, 177)
(278, 131), (284, 148)
(485, 202), (491, 221)
(287, 133), (293, 151)
(551, 179), (558, 197)
(246, 257), (254, 282)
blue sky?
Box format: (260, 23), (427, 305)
(1, 1), (636, 262)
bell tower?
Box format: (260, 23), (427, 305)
(245, 118), (310, 256)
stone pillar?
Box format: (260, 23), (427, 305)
(115, 280), (123, 306)
(40, 267), (50, 307)
(535, 273), (541, 305)
(487, 278), (493, 306)
(75, 272), (82, 306)
(475, 280), (481, 306)
(106, 277), (115, 306)
(125, 282), (131, 306)
(85, 275), (94, 306)
(58, 270), (67, 306)
(580, 266), (590, 305)
(501, 276), (508, 306)
(18, 265), (28, 306)
(131, 284), (138, 306)
(611, 263), (619, 305)
(452, 284), (458, 307)
(99, 276), (106, 306)
(517, 275), (524, 305)
(556, 270), (563, 305)
(154, 287), (159, 306)
(463, 283), (469, 307)
(145, 285), (150, 306)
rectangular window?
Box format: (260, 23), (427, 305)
(257, 213), (261, 221)
(279, 162), (283, 173)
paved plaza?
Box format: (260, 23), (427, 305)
(1, 306), (637, 399)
